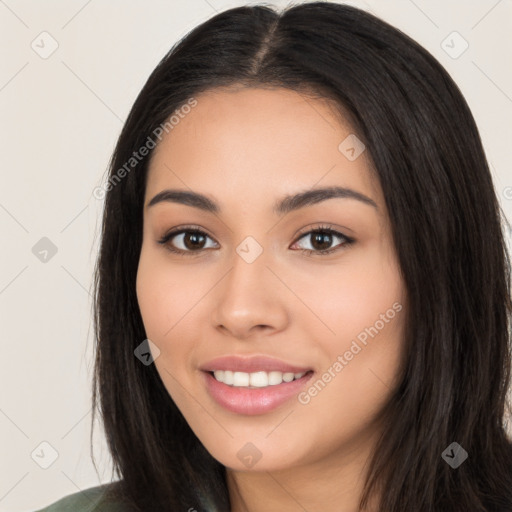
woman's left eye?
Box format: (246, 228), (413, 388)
(157, 224), (355, 257)
(292, 226), (355, 256)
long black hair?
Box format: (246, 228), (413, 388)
(91, 2), (512, 510)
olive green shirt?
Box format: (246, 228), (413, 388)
(34, 484), (128, 512)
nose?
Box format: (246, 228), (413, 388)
(211, 247), (289, 340)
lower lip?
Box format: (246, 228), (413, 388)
(202, 371), (314, 415)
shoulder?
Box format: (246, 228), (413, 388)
(34, 483), (129, 512)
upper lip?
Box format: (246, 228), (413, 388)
(200, 355), (313, 374)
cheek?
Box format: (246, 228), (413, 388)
(290, 308), (405, 458)
(136, 248), (186, 345)
(136, 258), (165, 336)
(136, 254), (194, 402)
(136, 248), (211, 388)
(290, 244), (404, 346)
(289, 244), (405, 409)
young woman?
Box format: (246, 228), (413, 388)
(37, 2), (512, 511)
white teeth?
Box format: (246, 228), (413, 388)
(268, 371), (284, 385)
(249, 371), (268, 387)
(212, 370), (307, 387)
(233, 371), (249, 386)
(283, 372), (295, 383)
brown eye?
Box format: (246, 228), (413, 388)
(310, 232), (334, 251)
(292, 226), (355, 256)
(158, 227), (217, 255)
(182, 231), (207, 250)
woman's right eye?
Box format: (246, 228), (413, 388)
(158, 227), (218, 255)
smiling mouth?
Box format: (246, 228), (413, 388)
(207, 369), (314, 388)
(203, 369), (315, 415)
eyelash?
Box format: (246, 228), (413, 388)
(157, 224), (355, 257)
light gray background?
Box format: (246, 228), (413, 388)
(1, 1), (511, 510)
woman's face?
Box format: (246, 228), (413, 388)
(136, 86), (406, 472)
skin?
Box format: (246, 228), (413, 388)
(136, 86), (407, 512)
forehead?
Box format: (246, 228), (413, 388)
(145, 86), (383, 213)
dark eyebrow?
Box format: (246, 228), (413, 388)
(146, 186), (378, 214)
(274, 186), (378, 214)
